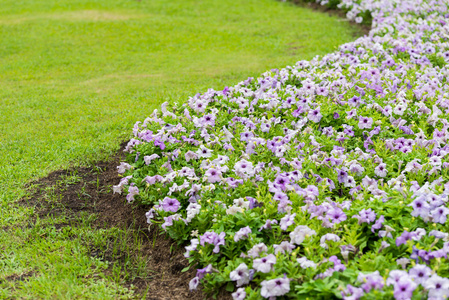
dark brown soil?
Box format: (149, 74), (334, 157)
(3, 271), (35, 283)
(21, 141), (227, 300)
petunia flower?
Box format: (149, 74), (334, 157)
(196, 264), (213, 280)
(409, 197), (430, 219)
(126, 185), (139, 202)
(393, 277), (417, 300)
(359, 271), (384, 292)
(371, 215), (385, 233)
(289, 225), (316, 245)
(297, 257), (317, 269)
(234, 226), (252, 242)
(374, 163), (387, 177)
(253, 254), (276, 273)
(205, 168), (222, 183)
(117, 162), (132, 174)
(387, 270), (409, 286)
(189, 277), (199, 290)
(200, 231), (226, 253)
(430, 206), (449, 224)
(327, 208), (347, 224)
(280, 213), (296, 230)
(247, 243), (268, 258)
(259, 219), (278, 231)
(308, 107), (322, 123)
(234, 159), (255, 178)
(408, 264), (431, 285)
(320, 233), (341, 249)
(424, 274), (449, 298)
(341, 284), (364, 300)
(161, 197), (180, 212)
(196, 145), (213, 158)
(143, 154), (160, 165)
(260, 276), (291, 298)
(358, 116), (373, 129)
(232, 288), (246, 300)
(230, 263), (251, 287)
(273, 241), (296, 255)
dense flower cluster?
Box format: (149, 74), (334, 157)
(116, 0), (449, 298)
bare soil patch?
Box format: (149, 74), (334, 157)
(21, 142), (226, 300)
(2, 271), (35, 284)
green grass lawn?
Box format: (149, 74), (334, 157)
(0, 0), (359, 298)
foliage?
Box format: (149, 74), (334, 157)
(118, 0), (449, 298)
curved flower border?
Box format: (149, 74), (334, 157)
(116, 1), (449, 299)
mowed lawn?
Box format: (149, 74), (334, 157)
(0, 0), (358, 298)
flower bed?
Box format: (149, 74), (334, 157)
(115, 0), (449, 298)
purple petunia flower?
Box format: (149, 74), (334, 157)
(253, 254), (276, 273)
(430, 206), (449, 224)
(387, 270), (409, 286)
(396, 231), (414, 247)
(196, 264), (213, 280)
(205, 168), (222, 183)
(337, 168), (349, 184)
(393, 278), (417, 300)
(358, 116), (373, 129)
(359, 271), (384, 293)
(296, 257), (316, 269)
(424, 274), (449, 298)
(408, 264), (431, 285)
(260, 276), (291, 298)
(259, 219), (278, 231)
(342, 284), (364, 300)
(240, 131), (254, 142)
(374, 163), (387, 177)
(126, 185), (139, 202)
(352, 208), (376, 224)
(153, 138), (166, 150)
(320, 233), (341, 249)
(409, 197), (430, 219)
(308, 107), (322, 123)
(230, 263), (251, 287)
(161, 197), (180, 212)
(232, 288), (246, 300)
(234, 159), (255, 178)
(371, 215), (385, 233)
(117, 162), (132, 174)
(185, 150), (198, 161)
(196, 145), (212, 158)
(161, 214), (181, 230)
(280, 213), (296, 230)
(327, 208), (347, 224)
(234, 226), (252, 242)
(189, 277), (199, 290)
(247, 243), (268, 258)
(200, 231), (226, 253)
(226, 177), (243, 188)
(144, 175), (163, 185)
(273, 241), (296, 255)
(184, 238), (199, 258)
(144, 154), (160, 165)
(289, 225), (316, 245)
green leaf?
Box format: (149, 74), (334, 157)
(181, 266), (190, 273)
(225, 282), (235, 292)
